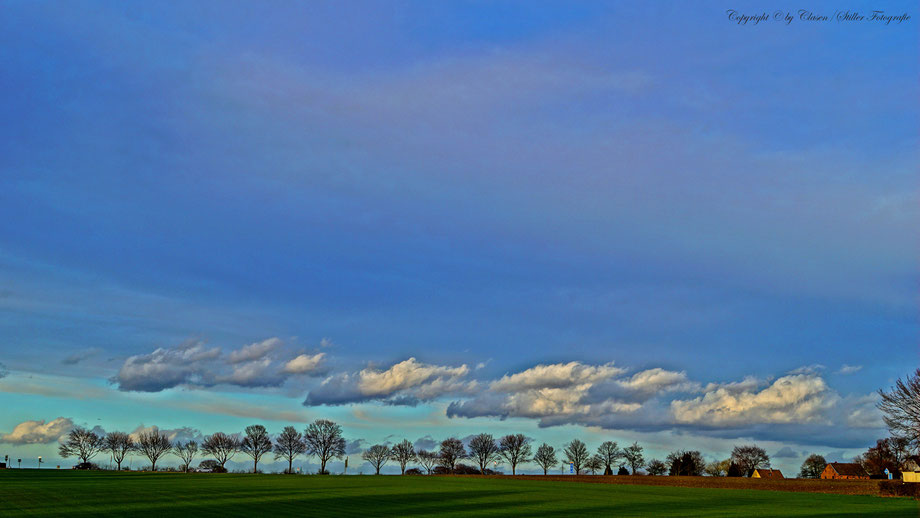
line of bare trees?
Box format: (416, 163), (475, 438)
(52, 369), (920, 476)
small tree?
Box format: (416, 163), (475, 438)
(499, 434), (532, 476)
(878, 368), (920, 450)
(534, 443), (558, 475)
(646, 459), (667, 476)
(704, 459), (731, 477)
(799, 454), (826, 479)
(622, 442), (645, 475)
(597, 441), (623, 475)
(362, 444), (392, 475)
(438, 438), (467, 473)
(390, 440), (417, 475)
(731, 445), (770, 476)
(304, 419), (346, 474)
(136, 429), (172, 472)
(274, 426), (306, 474)
(469, 433), (500, 474)
(564, 439), (589, 475)
(240, 424), (273, 473)
(173, 441), (198, 472)
(59, 427), (104, 465)
(201, 432), (241, 469)
(417, 449), (439, 475)
(104, 432), (134, 471)
(585, 455), (604, 475)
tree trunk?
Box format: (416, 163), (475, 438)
(116, 461), (121, 471)
(151, 461), (156, 472)
(512, 465), (516, 476)
(320, 459), (326, 474)
(288, 459), (293, 474)
(253, 459), (258, 473)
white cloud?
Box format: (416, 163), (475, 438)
(227, 338), (281, 364)
(837, 364), (862, 375)
(0, 417), (73, 444)
(671, 374), (837, 426)
(305, 357), (474, 406)
(490, 362), (625, 392)
(282, 353), (326, 375)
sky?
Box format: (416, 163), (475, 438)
(0, 1), (917, 475)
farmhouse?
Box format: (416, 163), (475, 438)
(751, 468), (784, 479)
(820, 462), (869, 480)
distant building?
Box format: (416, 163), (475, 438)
(820, 462), (869, 480)
(751, 468), (783, 479)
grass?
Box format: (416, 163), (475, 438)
(0, 470), (916, 517)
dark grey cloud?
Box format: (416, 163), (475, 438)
(0, 362), (8, 379)
(62, 347), (103, 366)
(413, 435), (437, 450)
(773, 446), (801, 458)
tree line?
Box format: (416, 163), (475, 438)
(53, 368), (920, 477)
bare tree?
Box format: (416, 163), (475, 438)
(585, 455), (604, 475)
(274, 426), (306, 474)
(534, 443), (558, 475)
(173, 441), (198, 472)
(240, 424), (273, 473)
(730, 445), (770, 476)
(646, 459), (667, 476)
(136, 429), (172, 472)
(704, 459), (731, 477)
(362, 444), (392, 475)
(104, 432), (134, 471)
(469, 433), (500, 474)
(498, 434), (532, 476)
(564, 439), (589, 475)
(417, 449), (439, 475)
(59, 427), (104, 465)
(202, 432), (241, 469)
(879, 369), (920, 451)
(597, 441), (623, 475)
(438, 438), (467, 473)
(623, 442), (645, 475)
(304, 419), (346, 474)
(390, 440), (417, 475)
(799, 454), (826, 479)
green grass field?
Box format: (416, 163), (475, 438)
(0, 470), (916, 517)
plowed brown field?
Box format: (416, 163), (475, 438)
(464, 474), (886, 496)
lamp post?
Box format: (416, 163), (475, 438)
(38, 456), (42, 469)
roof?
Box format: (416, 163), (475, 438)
(828, 463), (868, 476)
(753, 468), (783, 478)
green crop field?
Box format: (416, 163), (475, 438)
(0, 470), (916, 517)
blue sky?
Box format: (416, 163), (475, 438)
(0, 1), (917, 474)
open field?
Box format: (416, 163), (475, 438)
(0, 470), (916, 517)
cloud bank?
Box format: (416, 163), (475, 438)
(112, 338), (326, 392)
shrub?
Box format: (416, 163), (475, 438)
(879, 480), (920, 498)
(404, 468), (423, 475)
(617, 466), (629, 475)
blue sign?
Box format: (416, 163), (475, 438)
(570, 463), (574, 474)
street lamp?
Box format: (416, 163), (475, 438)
(38, 456), (42, 469)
